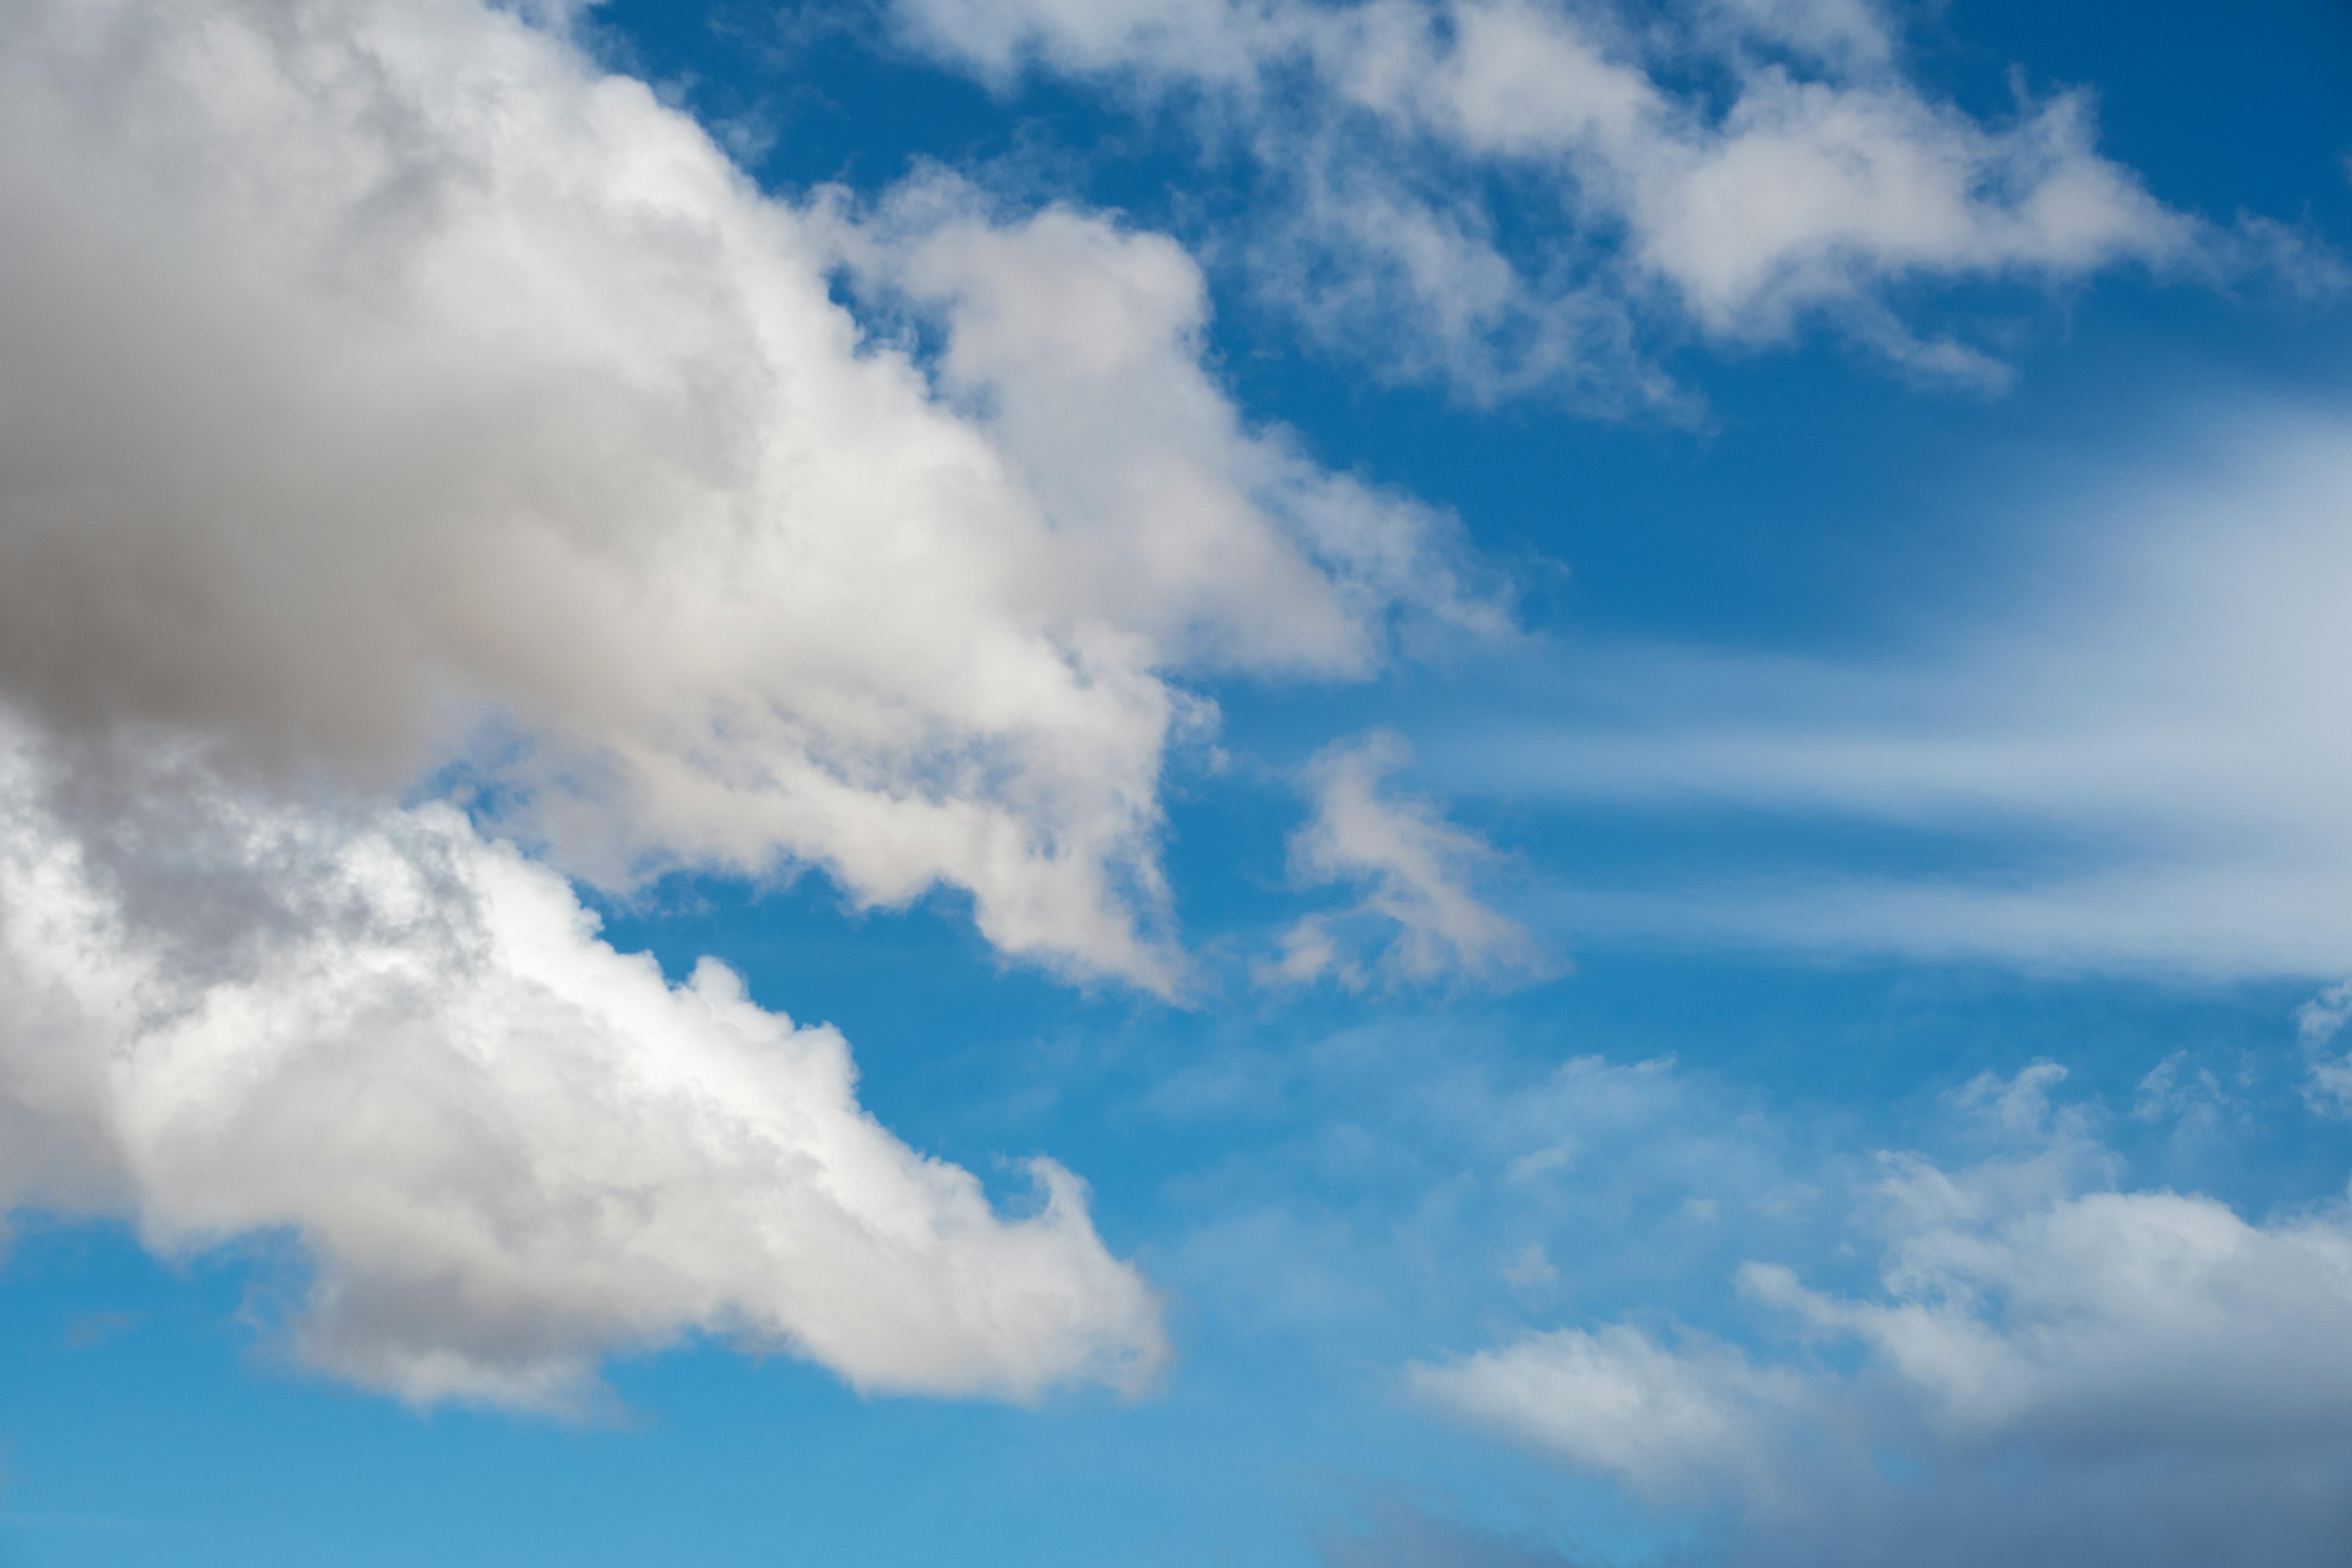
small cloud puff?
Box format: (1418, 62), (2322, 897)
(1262, 730), (1555, 993)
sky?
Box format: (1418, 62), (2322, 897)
(0, 0), (2348, 1563)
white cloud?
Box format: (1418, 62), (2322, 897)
(815, 173), (1505, 677)
(1411, 1323), (1804, 1498)
(0, 727), (1165, 1413)
(0, 0), (1481, 994)
(1412, 1065), (2352, 1565)
(1471, 411), (2352, 980)
(1264, 730), (1551, 990)
(1746, 1182), (2352, 1449)
(0, 0), (1503, 1413)
(891, 0), (2237, 400)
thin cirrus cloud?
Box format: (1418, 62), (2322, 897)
(1411, 1063), (2352, 1566)
(1455, 411), (2352, 981)
(885, 0), (2288, 402)
(0, 0), (1495, 1408)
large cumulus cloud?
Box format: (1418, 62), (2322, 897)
(0, 0), (1485, 1407)
(0, 0), (1484, 988)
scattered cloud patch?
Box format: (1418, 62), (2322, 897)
(1413, 1064), (2352, 1565)
(888, 0), (2276, 403)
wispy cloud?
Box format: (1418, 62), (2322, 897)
(1263, 730), (1553, 991)
(1456, 409), (2352, 979)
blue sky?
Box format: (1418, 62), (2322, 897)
(0, 1), (2349, 1563)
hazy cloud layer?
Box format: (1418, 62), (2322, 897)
(891, 0), (2251, 401)
(0, 0), (1481, 992)
(0, 727), (1165, 1413)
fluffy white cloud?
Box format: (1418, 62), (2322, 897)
(0, 0), (1478, 993)
(817, 175), (1504, 678)
(0, 0), (1500, 1412)
(1263, 730), (1550, 989)
(0, 727), (1165, 1413)
(1412, 1065), (2352, 1565)
(892, 0), (2238, 399)
(1747, 1183), (2352, 1449)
